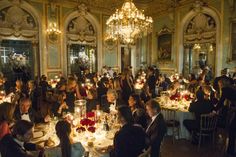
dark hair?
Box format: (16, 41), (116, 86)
(130, 94), (144, 109)
(56, 120), (72, 157)
(190, 73), (196, 81)
(196, 90), (205, 101)
(146, 99), (161, 113)
(12, 120), (34, 137)
(117, 106), (134, 124)
(0, 102), (16, 122)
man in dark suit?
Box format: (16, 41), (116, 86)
(147, 68), (157, 98)
(110, 106), (148, 157)
(216, 79), (236, 156)
(14, 97), (50, 124)
(0, 120), (37, 157)
(183, 91), (214, 138)
(101, 89), (124, 113)
(213, 68), (234, 92)
(146, 100), (167, 157)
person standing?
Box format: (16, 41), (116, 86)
(145, 100), (167, 157)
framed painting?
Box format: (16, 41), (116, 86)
(157, 26), (173, 61)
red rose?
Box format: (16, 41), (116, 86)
(183, 94), (190, 101)
(87, 126), (96, 133)
(88, 120), (95, 126)
(80, 118), (90, 126)
(80, 118), (95, 126)
(76, 126), (86, 132)
(86, 112), (95, 118)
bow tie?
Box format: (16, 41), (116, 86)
(21, 113), (29, 116)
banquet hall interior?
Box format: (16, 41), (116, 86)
(0, 0), (236, 157)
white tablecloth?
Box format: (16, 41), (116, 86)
(162, 110), (194, 140)
(31, 120), (116, 157)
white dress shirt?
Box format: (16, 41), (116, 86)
(21, 113), (31, 122)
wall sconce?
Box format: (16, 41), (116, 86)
(46, 22), (61, 42)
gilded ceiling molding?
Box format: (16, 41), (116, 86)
(0, 3), (38, 40)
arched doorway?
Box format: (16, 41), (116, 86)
(63, 4), (102, 76)
(178, 2), (221, 76)
(0, 1), (41, 86)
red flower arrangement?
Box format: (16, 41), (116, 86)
(86, 112), (95, 118)
(170, 93), (181, 101)
(183, 94), (191, 101)
(80, 118), (95, 126)
(78, 118), (96, 133)
(76, 126), (86, 133)
(87, 126), (96, 133)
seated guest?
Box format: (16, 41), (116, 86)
(97, 79), (109, 102)
(169, 81), (181, 96)
(56, 78), (67, 92)
(140, 83), (152, 103)
(14, 80), (26, 104)
(213, 68), (234, 92)
(156, 75), (169, 91)
(128, 94), (147, 129)
(14, 97), (50, 124)
(52, 91), (69, 117)
(101, 89), (123, 113)
(145, 100), (167, 157)
(110, 106), (148, 157)
(27, 80), (39, 112)
(0, 120), (39, 157)
(0, 102), (16, 140)
(216, 79), (236, 156)
(188, 73), (198, 93)
(86, 88), (99, 112)
(44, 120), (84, 157)
(183, 91), (214, 142)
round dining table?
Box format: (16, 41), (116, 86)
(157, 96), (194, 140)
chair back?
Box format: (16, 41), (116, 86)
(200, 113), (218, 132)
(138, 147), (151, 157)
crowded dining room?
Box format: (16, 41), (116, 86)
(0, 0), (236, 157)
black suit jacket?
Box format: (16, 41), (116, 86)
(133, 108), (148, 129)
(0, 134), (29, 157)
(111, 124), (148, 157)
(14, 106), (44, 124)
(216, 87), (236, 110)
(189, 99), (214, 124)
(101, 99), (124, 113)
(213, 75), (234, 91)
(146, 113), (167, 156)
(28, 88), (40, 111)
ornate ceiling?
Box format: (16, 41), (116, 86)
(50, 0), (195, 16)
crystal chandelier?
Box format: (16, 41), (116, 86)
(106, 0), (153, 44)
